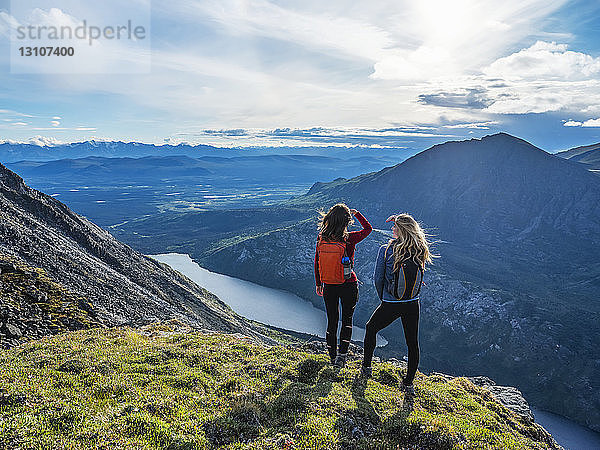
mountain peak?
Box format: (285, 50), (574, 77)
(482, 132), (517, 140)
(479, 132), (534, 146)
(417, 132), (549, 162)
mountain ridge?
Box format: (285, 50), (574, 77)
(0, 139), (414, 163)
(0, 162), (272, 343)
(555, 141), (600, 170)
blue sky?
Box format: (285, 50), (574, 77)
(1, 0), (600, 152)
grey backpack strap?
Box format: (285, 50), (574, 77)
(414, 265), (424, 297)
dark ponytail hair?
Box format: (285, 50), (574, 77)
(318, 203), (353, 242)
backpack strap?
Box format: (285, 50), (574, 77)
(386, 244), (402, 299)
(393, 265), (401, 299)
(414, 264), (424, 297)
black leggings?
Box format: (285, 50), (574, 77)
(363, 299), (420, 384)
(323, 282), (358, 360)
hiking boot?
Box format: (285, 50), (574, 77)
(333, 354), (347, 368)
(360, 366), (372, 378)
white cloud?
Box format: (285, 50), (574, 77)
(582, 118), (600, 127)
(560, 118), (600, 127)
(170, 0), (395, 62)
(0, 11), (20, 38)
(2, 0), (598, 138)
(0, 109), (34, 118)
(483, 41), (600, 81)
(563, 120), (583, 127)
(5, 6), (151, 74)
(51, 120), (61, 127)
(444, 121), (499, 129)
(171, 126), (457, 148)
(29, 7), (81, 29)
(120, 0), (571, 128)
(475, 40), (600, 115)
(370, 0), (569, 81)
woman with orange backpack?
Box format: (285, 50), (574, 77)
(360, 213), (435, 394)
(314, 203), (372, 367)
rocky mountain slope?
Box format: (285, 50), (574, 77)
(0, 162), (271, 344)
(0, 322), (561, 449)
(175, 134), (600, 432)
(0, 254), (99, 348)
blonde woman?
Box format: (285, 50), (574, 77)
(361, 213), (435, 394)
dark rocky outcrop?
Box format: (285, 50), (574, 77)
(0, 253), (100, 348)
(467, 376), (534, 421)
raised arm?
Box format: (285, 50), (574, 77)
(373, 245), (386, 300)
(348, 211), (372, 244)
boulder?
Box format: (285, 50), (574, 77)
(5, 323), (22, 338)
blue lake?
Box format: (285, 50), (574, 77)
(151, 253), (386, 346)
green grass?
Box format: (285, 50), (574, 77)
(0, 324), (557, 449)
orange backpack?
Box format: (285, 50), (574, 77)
(317, 237), (349, 284)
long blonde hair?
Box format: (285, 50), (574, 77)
(388, 213), (437, 271)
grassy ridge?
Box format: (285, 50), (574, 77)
(0, 324), (558, 449)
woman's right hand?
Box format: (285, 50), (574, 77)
(385, 215), (397, 223)
(316, 285), (323, 296)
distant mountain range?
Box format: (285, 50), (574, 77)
(0, 140), (413, 163)
(556, 141), (600, 170)
(112, 133), (600, 432)
(6, 154), (400, 183)
(4, 153), (402, 229)
(0, 140), (226, 163)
